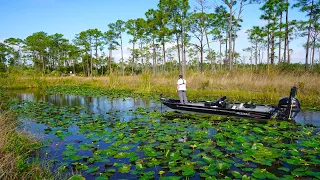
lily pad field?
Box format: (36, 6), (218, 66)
(7, 87), (320, 180)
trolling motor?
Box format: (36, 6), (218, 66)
(277, 86), (301, 120)
(160, 94), (165, 101)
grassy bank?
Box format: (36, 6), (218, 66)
(1, 69), (320, 110)
(0, 109), (51, 179)
(0, 89), (55, 179)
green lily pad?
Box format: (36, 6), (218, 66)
(118, 164), (131, 173)
(68, 175), (85, 180)
(86, 166), (100, 174)
(278, 167), (290, 172)
(159, 176), (182, 180)
(231, 171), (242, 178)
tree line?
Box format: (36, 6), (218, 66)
(0, 0), (319, 76)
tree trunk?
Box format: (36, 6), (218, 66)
(271, 32), (275, 65)
(219, 40), (222, 71)
(278, 11), (282, 64)
(228, 3), (233, 71)
(162, 40), (166, 72)
(267, 21), (270, 67)
(109, 47), (112, 75)
(95, 44), (98, 75)
(175, 33), (181, 71)
(72, 60), (76, 75)
(152, 38), (157, 75)
(120, 32), (124, 76)
(305, 0), (314, 71)
(284, 0), (288, 63)
(261, 47), (264, 64)
(232, 0), (245, 71)
(288, 39), (290, 64)
(132, 43), (135, 75)
(41, 55), (45, 75)
(250, 49), (253, 71)
(232, 38), (236, 67)
(311, 38), (316, 68)
(140, 42), (144, 73)
(90, 42), (93, 77)
(82, 58), (85, 75)
(200, 43), (204, 73)
(181, 25), (186, 77)
(183, 41), (186, 77)
(255, 42), (258, 70)
(202, 12), (215, 72)
(225, 35), (228, 71)
(87, 56), (90, 77)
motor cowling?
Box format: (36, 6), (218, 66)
(277, 86), (301, 119)
(215, 96), (227, 108)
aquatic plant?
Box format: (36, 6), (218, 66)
(9, 100), (320, 179)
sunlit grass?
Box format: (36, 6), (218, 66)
(0, 105), (69, 179)
(1, 69), (320, 108)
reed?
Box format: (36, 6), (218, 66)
(0, 105), (67, 179)
(2, 70), (320, 107)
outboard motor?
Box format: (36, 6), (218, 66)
(277, 86), (301, 119)
(215, 96), (227, 108)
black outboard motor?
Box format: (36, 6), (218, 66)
(204, 96), (227, 107)
(215, 96), (227, 108)
(277, 86), (301, 119)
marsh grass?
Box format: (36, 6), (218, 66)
(2, 70), (320, 107)
(0, 107), (69, 180)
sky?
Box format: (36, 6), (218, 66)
(0, 0), (311, 64)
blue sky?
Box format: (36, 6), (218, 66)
(0, 0), (310, 63)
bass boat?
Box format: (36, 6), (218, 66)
(160, 87), (300, 120)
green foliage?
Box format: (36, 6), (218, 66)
(0, 62), (6, 72)
(8, 98), (320, 179)
(139, 72), (151, 92)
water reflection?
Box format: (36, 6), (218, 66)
(13, 90), (168, 121)
(13, 90), (320, 127)
(295, 111), (320, 126)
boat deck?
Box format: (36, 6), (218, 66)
(183, 102), (274, 113)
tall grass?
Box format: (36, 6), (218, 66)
(0, 110), (41, 179)
(1, 69), (320, 107)
(0, 104), (69, 179)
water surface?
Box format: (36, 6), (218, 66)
(13, 90), (320, 127)
(9, 90), (320, 179)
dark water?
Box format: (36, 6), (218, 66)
(13, 90), (320, 127)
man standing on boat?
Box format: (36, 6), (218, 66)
(177, 75), (187, 104)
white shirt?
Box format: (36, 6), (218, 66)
(177, 79), (186, 91)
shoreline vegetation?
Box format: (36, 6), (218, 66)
(0, 108), (49, 179)
(1, 69), (320, 110)
(0, 70), (320, 179)
(1, 69), (319, 179)
(0, 93), (68, 179)
(1, 0), (319, 178)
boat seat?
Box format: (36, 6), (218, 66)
(244, 102), (256, 109)
(204, 96), (227, 108)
